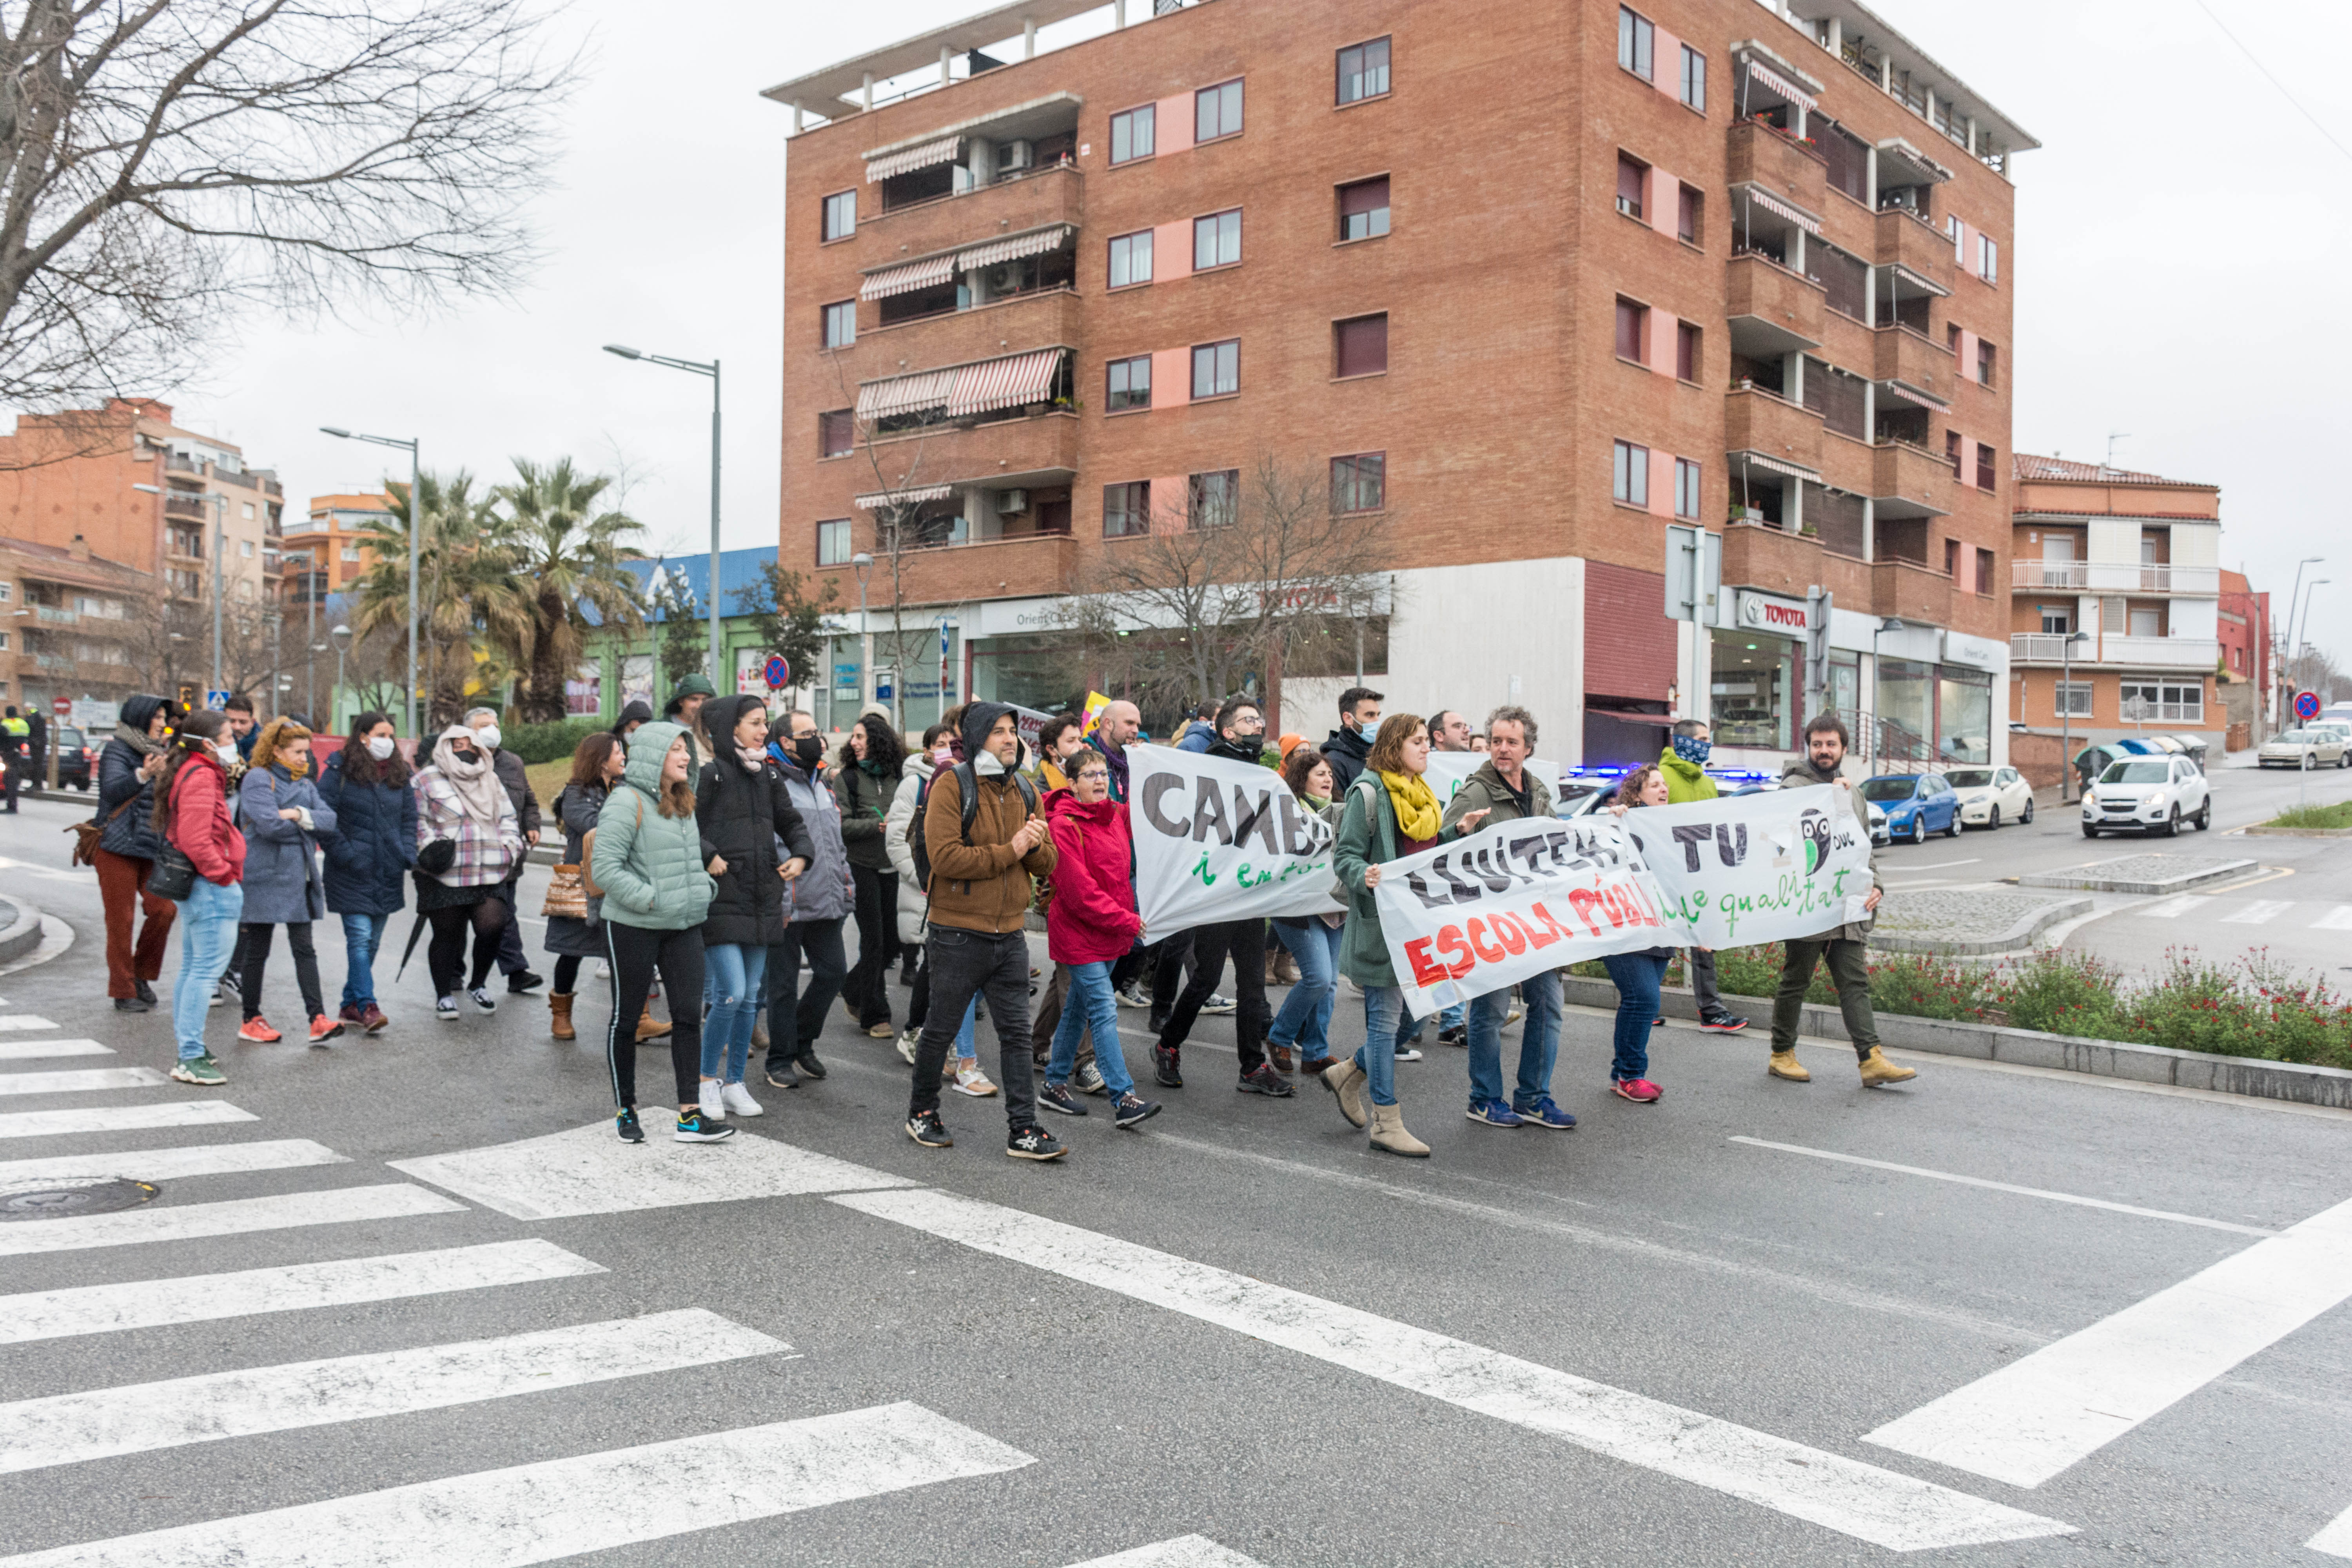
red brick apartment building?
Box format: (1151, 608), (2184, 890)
(767, 0), (2034, 765)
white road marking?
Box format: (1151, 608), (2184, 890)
(1065, 1538), (1272, 1568)
(2314, 905), (2352, 933)
(1882, 858), (1980, 871)
(832, 1187), (2070, 1551)
(0, 1039), (111, 1061)
(1727, 1138), (2276, 1237)
(0, 1240), (606, 1345)
(0, 1183), (465, 1256)
(0, 1309), (785, 1474)
(0, 1139), (346, 1187)
(2310, 1498), (2352, 1558)
(0, 1401), (1031, 1567)
(2220, 899), (2293, 926)
(2134, 895), (2210, 919)
(0, 1014), (62, 1032)
(390, 1113), (913, 1220)
(0, 1067), (169, 1098)
(0, 1102), (257, 1141)
(1865, 1192), (2352, 1487)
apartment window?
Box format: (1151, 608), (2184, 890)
(1615, 297), (1647, 361)
(1191, 338), (1240, 398)
(1106, 354), (1152, 412)
(1337, 37), (1390, 104)
(1339, 176), (1390, 240)
(1195, 79), (1243, 143)
(1975, 443), (1996, 491)
(1618, 6), (1653, 80)
(1613, 439), (1650, 506)
(1615, 153), (1645, 219)
(2040, 605), (2074, 635)
(1975, 548), (1996, 594)
(0, 582), (10, 602)
(816, 518), (852, 567)
(1103, 481), (1151, 537)
(340, 544), (360, 563)
(1189, 469), (1239, 529)
(1319, 315), (1386, 380)
(1332, 452), (1387, 514)
(1193, 208), (1241, 270)
(241, 501), (255, 520)
(1944, 538), (1960, 577)
(821, 299), (855, 348)
(1677, 183), (1702, 245)
(1110, 104), (1155, 164)
(1945, 429), (1962, 468)
(1815, 243), (1867, 321)
(1977, 339), (1997, 387)
(1108, 229), (1153, 287)
(1679, 44), (1706, 111)
(1947, 213), (1964, 263)
(1675, 321), (1699, 382)
(1674, 457), (1701, 520)
(240, 538), (255, 558)
(821, 190), (856, 241)
(2055, 682), (2093, 717)
(1979, 235), (1999, 285)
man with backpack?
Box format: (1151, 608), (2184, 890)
(903, 701), (1065, 1160)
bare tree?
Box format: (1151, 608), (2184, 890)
(118, 583), (277, 705)
(0, 0), (576, 410)
(824, 349), (953, 731)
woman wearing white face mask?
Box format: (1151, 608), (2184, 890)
(318, 714), (416, 1034)
(155, 710), (246, 1085)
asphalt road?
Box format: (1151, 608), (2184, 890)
(2, 789), (2350, 1567)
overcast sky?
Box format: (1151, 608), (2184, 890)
(113, 0), (2352, 666)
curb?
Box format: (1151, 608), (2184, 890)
(1556, 974), (2352, 1110)
(0, 897), (44, 965)
(1870, 895), (2091, 956)
(2019, 856), (2257, 895)
(2243, 826), (2352, 839)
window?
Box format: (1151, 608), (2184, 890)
(1618, 5), (1653, 79)
(1944, 538), (1960, 577)
(1189, 469), (1239, 528)
(1674, 457), (1701, 519)
(340, 544), (360, 563)
(1975, 548), (1995, 595)
(1108, 229), (1153, 287)
(1615, 297), (1647, 361)
(1815, 243), (1867, 321)
(819, 409), (854, 457)
(1613, 439), (1649, 506)
(1326, 313), (1387, 378)
(1191, 338), (1240, 398)
(1677, 183), (1702, 245)
(821, 299), (855, 348)
(1106, 355), (1152, 411)
(822, 190), (857, 241)
(239, 538), (255, 558)
(1679, 44), (1706, 111)
(2120, 682), (2202, 722)
(0, 582), (10, 602)
(1195, 79), (1243, 143)
(1193, 208), (1241, 270)
(1339, 177), (1390, 240)
(1110, 104), (1155, 164)
(1948, 213), (1964, 263)
(816, 518), (852, 567)
(1675, 321), (1699, 382)
(1979, 235), (1998, 285)
(1615, 153), (1645, 219)
(1103, 481), (1151, 537)
(1337, 37), (1390, 104)
(1977, 339), (1997, 387)
(1945, 429), (1962, 468)
(1332, 452), (1387, 513)
(241, 502), (255, 520)
(1975, 442), (1996, 491)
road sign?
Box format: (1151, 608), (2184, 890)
(2295, 689), (2323, 722)
(51, 696), (69, 719)
(205, 689), (231, 710)
(762, 655), (791, 691)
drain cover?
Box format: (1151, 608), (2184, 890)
(0, 1178), (160, 1220)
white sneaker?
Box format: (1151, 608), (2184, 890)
(467, 987), (497, 1014)
(721, 1080), (764, 1118)
(594, 961), (610, 980)
(897, 1027), (920, 1065)
(952, 1061), (999, 1097)
(435, 996), (459, 1022)
(1201, 993), (1237, 1015)
(698, 1080), (727, 1122)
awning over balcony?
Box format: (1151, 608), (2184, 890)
(858, 254), (959, 301)
(1744, 58), (1817, 111)
(865, 135), (961, 183)
(858, 224), (1074, 300)
(1877, 379), (1949, 413)
(1738, 184), (1820, 236)
(957, 226), (1071, 272)
(1730, 450), (1821, 483)
(855, 484), (954, 510)
(946, 347), (1063, 417)
(854, 368), (954, 421)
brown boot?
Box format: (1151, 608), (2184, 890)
(1321, 1058), (1369, 1127)
(1858, 1047), (1918, 1087)
(635, 1012), (672, 1042)
(1368, 1101), (1430, 1158)
(548, 992), (576, 1041)
(1766, 1049), (1811, 1083)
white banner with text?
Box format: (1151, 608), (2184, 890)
(1132, 747), (1344, 941)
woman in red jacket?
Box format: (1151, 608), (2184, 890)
(154, 710), (247, 1085)
(1037, 748), (1159, 1127)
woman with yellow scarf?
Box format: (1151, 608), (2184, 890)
(1322, 713), (1488, 1157)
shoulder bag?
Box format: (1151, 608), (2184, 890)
(147, 813), (198, 902)
(67, 797), (136, 869)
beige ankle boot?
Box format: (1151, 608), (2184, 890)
(1368, 1101), (1430, 1158)
(1766, 1049), (1810, 1082)
(1321, 1058), (1369, 1127)
(1858, 1047), (1918, 1087)
(548, 992), (575, 1041)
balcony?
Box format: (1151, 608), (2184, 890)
(164, 452), (200, 474)
(822, 528), (1078, 608)
(2009, 561), (2221, 595)
(1871, 558), (1954, 624)
(1874, 207), (1953, 290)
(1724, 387), (1822, 472)
(163, 493), (207, 520)
(2011, 633), (2223, 669)
(864, 285), (1081, 368)
(860, 163), (1083, 274)
(1872, 440), (1951, 515)
(854, 408), (1079, 488)
(1726, 120), (1827, 213)
(1718, 520), (1872, 604)
(31, 605), (78, 625)
(1818, 431), (1873, 497)
(1873, 325), (1951, 401)
(1724, 254), (1823, 354)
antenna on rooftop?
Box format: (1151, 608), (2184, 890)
(2105, 432), (2130, 470)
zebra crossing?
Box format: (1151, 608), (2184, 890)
(2128, 894), (2352, 929)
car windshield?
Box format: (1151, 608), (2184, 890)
(2278, 731), (2314, 744)
(54, 727), (82, 748)
(1857, 778), (1918, 802)
(2100, 760), (2172, 784)
(1944, 769), (1993, 788)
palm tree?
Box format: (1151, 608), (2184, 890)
(350, 470), (529, 731)
(489, 458), (647, 723)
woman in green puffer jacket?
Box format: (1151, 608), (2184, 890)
(592, 722), (724, 1145)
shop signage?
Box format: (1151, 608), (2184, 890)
(1942, 631), (2005, 672)
(1737, 590), (1810, 634)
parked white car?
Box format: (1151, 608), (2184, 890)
(2258, 730), (2348, 769)
(1942, 766), (2034, 829)
(2082, 753), (2211, 837)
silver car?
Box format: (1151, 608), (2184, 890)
(2259, 729), (2349, 769)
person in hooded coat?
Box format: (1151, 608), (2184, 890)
(543, 729), (628, 1042)
(93, 693), (176, 1012)
(763, 707), (855, 1088)
(318, 711), (416, 1034)
(235, 717), (341, 1045)
(411, 724), (523, 1018)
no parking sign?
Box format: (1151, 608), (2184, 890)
(2295, 690), (2322, 722)
(762, 655), (791, 691)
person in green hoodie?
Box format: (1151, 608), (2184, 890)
(592, 721), (725, 1145)
(1658, 719), (1751, 1036)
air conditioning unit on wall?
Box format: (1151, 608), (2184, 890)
(994, 490), (1027, 514)
(998, 139), (1034, 171)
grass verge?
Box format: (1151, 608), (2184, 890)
(2263, 800), (2352, 830)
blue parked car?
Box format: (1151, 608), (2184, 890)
(1858, 772), (1962, 842)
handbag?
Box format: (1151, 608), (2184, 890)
(67, 797), (136, 868)
(543, 862), (588, 919)
(147, 822), (198, 902)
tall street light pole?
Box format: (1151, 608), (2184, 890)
(2291, 580), (2330, 696)
(211, 490), (227, 697)
(604, 346), (722, 686)
(2281, 555), (2322, 719)
(321, 428), (421, 738)
(851, 552), (873, 720)
(330, 623), (352, 730)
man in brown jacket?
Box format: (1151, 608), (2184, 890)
(905, 701), (1065, 1159)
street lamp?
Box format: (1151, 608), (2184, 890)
(851, 551), (874, 724)
(2059, 628), (2091, 802)
(604, 345), (723, 686)
(321, 427), (420, 739)
(2289, 579), (2330, 698)
(283, 549), (319, 722)
(2281, 555), (2322, 721)
(330, 624), (352, 730)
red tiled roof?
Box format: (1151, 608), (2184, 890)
(2011, 453), (2216, 489)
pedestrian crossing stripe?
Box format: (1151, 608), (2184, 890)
(2219, 900), (2293, 926)
(0, 1014), (62, 1032)
(0, 1066), (168, 1098)
(0, 1102), (256, 1141)
(2316, 906), (2352, 933)
(0, 1138), (345, 1187)
(2311, 1497), (2352, 1558)
(1065, 1538), (1273, 1567)
(0, 1038), (111, 1061)
(0, 1183), (464, 1256)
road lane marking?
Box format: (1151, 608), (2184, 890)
(0, 1401), (1031, 1567)
(1881, 858), (1980, 872)
(0, 1067), (169, 1098)
(0, 1039), (111, 1061)
(0, 1138), (344, 1186)
(1727, 1138), (2277, 1237)
(0, 1240), (606, 1345)
(1066, 1539), (1272, 1567)
(0, 1102), (256, 1141)
(2220, 900), (2293, 925)
(0, 1183), (465, 1256)
(832, 1186), (2071, 1551)
(2314, 906), (2352, 932)
(2134, 895), (2210, 919)
(0, 1309), (786, 1474)
(1864, 1192), (2352, 1487)
(2310, 1497), (2352, 1558)
(0, 1014), (62, 1032)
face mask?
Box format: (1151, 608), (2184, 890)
(792, 735), (825, 768)
(1671, 734), (1712, 766)
(474, 725), (502, 751)
(1355, 717), (1378, 740)
(214, 740), (238, 764)
(932, 746), (953, 766)
(452, 746), (477, 764)
(366, 736), (396, 761)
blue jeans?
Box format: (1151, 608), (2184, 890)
(1047, 961), (1135, 1098)
(701, 942), (769, 1084)
(1601, 951), (1670, 1082)
(1353, 985), (1415, 1108)
(338, 913), (385, 1009)
(1269, 921), (1342, 1059)
(172, 878), (243, 1060)
(1467, 971), (1563, 1109)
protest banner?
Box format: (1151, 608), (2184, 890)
(1010, 704), (1056, 757)
(1131, 746), (1343, 941)
(1423, 751), (1560, 806)
(1611, 784), (1874, 948)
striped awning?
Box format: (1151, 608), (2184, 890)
(858, 254), (958, 302)
(1731, 450), (1821, 483)
(1878, 379), (1950, 412)
(1888, 262), (1949, 298)
(1744, 58), (1818, 111)
(855, 485), (953, 510)
(865, 135), (961, 183)
(853, 368), (953, 421)
(957, 226), (1071, 272)
(946, 348), (1063, 418)
(1738, 184), (1821, 235)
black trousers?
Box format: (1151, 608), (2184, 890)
(604, 922), (702, 1110)
(1156, 918), (1269, 1074)
(240, 922), (323, 1022)
(426, 900), (506, 998)
(492, 879), (530, 975)
(766, 916), (849, 1073)
(909, 927), (1035, 1125)
(841, 865), (897, 1027)
(552, 953), (583, 993)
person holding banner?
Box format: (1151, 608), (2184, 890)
(1599, 765), (1682, 1102)
(1659, 720), (1751, 1036)
(1322, 713), (1488, 1157)
(1267, 746), (1346, 1078)
(1038, 749), (1161, 1127)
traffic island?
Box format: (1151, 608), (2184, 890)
(2018, 853), (2258, 895)
(0, 897), (42, 965)
(1868, 889), (2092, 956)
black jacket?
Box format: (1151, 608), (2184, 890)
(96, 739), (165, 860)
(1207, 733), (1265, 767)
(318, 750), (417, 917)
(694, 754), (817, 947)
(490, 747), (542, 840)
(833, 759), (900, 872)
(1321, 724), (1373, 793)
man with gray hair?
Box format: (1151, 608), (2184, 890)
(465, 707), (544, 992)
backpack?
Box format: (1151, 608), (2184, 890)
(909, 760), (1038, 893)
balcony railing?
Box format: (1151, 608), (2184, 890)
(33, 605), (78, 625)
(2009, 561), (2220, 594)
(2011, 633), (2221, 669)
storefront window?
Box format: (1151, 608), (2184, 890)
(968, 635), (1080, 714)
(1710, 628), (1796, 750)
(1826, 651), (1860, 723)
(1937, 667), (1992, 763)
(565, 660), (601, 717)
(1876, 659), (1933, 758)
(619, 655), (653, 715)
